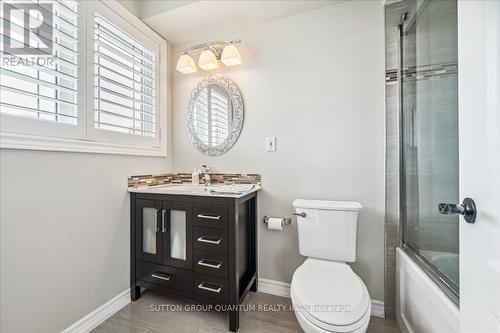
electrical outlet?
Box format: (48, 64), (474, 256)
(266, 136), (276, 152)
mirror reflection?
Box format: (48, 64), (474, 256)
(187, 76), (244, 156)
(192, 84), (233, 147)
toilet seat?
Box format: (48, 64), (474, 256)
(292, 299), (370, 333)
(290, 258), (371, 333)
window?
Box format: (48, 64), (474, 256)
(1, 0), (83, 139)
(88, 2), (162, 149)
(1, 1), (79, 124)
(94, 15), (155, 137)
(0, 0), (167, 155)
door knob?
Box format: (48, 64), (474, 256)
(438, 197), (476, 224)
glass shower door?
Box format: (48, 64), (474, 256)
(399, 0), (459, 303)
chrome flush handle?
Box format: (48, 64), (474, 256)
(293, 212), (306, 218)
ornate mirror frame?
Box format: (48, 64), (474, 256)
(186, 75), (244, 156)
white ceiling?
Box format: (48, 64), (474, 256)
(142, 0), (345, 45)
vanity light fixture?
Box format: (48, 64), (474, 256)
(221, 44), (242, 66)
(198, 49), (219, 70)
(176, 39), (242, 74)
(176, 53), (197, 74)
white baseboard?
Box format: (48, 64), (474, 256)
(258, 278), (385, 318)
(61, 289), (130, 333)
(258, 278), (291, 298)
(370, 299), (385, 318)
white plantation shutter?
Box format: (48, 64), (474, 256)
(0, 0), (80, 132)
(0, 0), (166, 154)
(93, 13), (158, 142)
(193, 85), (232, 146)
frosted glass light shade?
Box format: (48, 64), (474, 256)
(198, 50), (219, 70)
(221, 44), (241, 66)
(176, 54), (197, 74)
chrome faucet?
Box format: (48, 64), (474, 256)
(201, 164), (211, 186)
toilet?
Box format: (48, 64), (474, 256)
(291, 199), (370, 333)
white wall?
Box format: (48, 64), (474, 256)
(119, 0), (196, 20)
(118, 0), (140, 16)
(171, 1), (386, 301)
(0, 150), (171, 333)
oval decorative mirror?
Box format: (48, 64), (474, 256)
(186, 75), (244, 156)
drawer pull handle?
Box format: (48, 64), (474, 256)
(151, 273), (171, 281)
(197, 236), (222, 245)
(197, 259), (222, 269)
(198, 282), (222, 293)
(197, 214), (221, 220)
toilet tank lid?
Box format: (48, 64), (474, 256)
(293, 199), (362, 211)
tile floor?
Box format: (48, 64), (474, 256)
(93, 291), (401, 333)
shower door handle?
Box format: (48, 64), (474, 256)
(438, 198), (476, 224)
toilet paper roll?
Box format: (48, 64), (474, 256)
(267, 217), (283, 231)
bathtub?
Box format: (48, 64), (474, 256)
(396, 248), (459, 333)
(421, 250), (459, 285)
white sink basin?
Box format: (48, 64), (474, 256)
(163, 184), (212, 194)
(129, 183), (261, 198)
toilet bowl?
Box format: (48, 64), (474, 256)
(290, 258), (370, 333)
(291, 199), (370, 333)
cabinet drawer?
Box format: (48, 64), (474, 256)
(194, 273), (228, 302)
(136, 260), (193, 294)
(193, 204), (227, 229)
(194, 249), (228, 278)
(193, 227), (228, 253)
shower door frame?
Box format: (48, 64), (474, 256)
(397, 0), (460, 307)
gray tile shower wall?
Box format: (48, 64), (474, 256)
(386, 63), (458, 83)
(384, 1), (402, 320)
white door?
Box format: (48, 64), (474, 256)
(458, 1), (500, 332)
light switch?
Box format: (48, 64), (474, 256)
(266, 136), (276, 152)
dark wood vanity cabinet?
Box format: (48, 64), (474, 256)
(130, 192), (258, 332)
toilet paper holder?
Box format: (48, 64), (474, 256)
(263, 216), (292, 226)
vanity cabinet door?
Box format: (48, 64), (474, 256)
(135, 199), (163, 264)
(162, 201), (193, 270)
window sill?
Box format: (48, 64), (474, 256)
(0, 132), (167, 157)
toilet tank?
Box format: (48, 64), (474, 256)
(293, 199), (362, 262)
